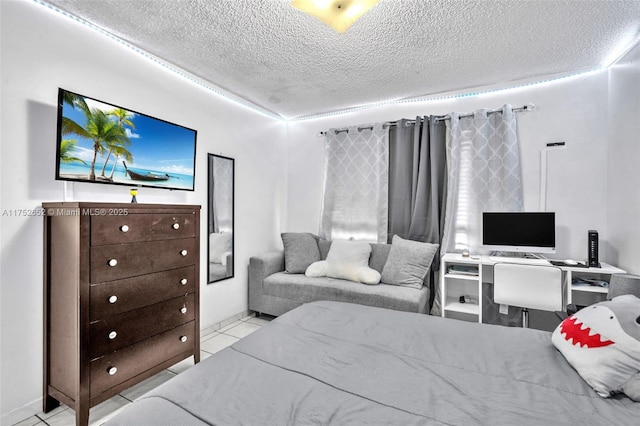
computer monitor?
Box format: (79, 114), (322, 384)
(482, 212), (556, 254)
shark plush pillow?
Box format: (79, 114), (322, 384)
(552, 295), (640, 401)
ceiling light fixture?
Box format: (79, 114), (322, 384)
(291, 0), (380, 34)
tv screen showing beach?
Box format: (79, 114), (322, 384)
(56, 88), (197, 191)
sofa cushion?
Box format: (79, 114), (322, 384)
(306, 240), (381, 285)
(318, 239), (332, 260)
(369, 243), (392, 273)
(281, 233), (320, 274)
(263, 272), (429, 313)
(381, 235), (439, 289)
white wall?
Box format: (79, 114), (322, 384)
(287, 70), (612, 261)
(0, 1), (286, 422)
(3, 0), (640, 422)
(606, 42), (640, 274)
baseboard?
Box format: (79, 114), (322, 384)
(199, 309), (252, 337)
(2, 397), (41, 426)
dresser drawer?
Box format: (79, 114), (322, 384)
(90, 321), (195, 397)
(91, 213), (196, 245)
(91, 238), (196, 283)
(90, 293), (195, 359)
(90, 266), (195, 320)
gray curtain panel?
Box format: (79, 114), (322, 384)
(388, 117), (447, 308)
(388, 116), (447, 244)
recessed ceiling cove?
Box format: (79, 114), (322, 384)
(43, 0), (640, 119)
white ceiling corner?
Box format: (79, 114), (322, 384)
(41, 0), (640, 120)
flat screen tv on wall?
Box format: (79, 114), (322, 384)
(56, 88), (197, 191)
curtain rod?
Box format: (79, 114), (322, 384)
(318, 103), (535, 136)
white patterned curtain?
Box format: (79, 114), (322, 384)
(431, 105), (523, 317)
(319, 124), (388, 243)
(441, 104), (524, 254)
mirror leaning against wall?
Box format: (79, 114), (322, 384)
(208, 153), (234, 283)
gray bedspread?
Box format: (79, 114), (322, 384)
(107, 301), (640, 425)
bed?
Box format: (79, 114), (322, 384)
(106, 300), (640, 425)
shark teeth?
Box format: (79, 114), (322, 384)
(559, 316), (614, 348)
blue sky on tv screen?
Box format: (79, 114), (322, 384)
(60, 95), (196, 179)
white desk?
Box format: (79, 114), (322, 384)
(440, 253), (626, 323)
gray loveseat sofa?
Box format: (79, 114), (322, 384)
(249, 239), (433, 317)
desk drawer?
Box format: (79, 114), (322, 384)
(90, 321), (194, 397)
(90, 266), (195, 319)
(91, 238), (196, 283)
(91, 213), (196, 245)
(90, 293), (195, 359)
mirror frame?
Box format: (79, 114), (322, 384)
(207, 153), (235, 283)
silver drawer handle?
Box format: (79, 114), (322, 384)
(180, 307), (187, 314)
(180, 278), (188, 285)
(172, 223), (180, 230)
(120, 225), (129, 233)
(180, 336), (188, 343)
(180, 250), (188, 256)
(108, 259), (118, 267)
(108, 331), (117, 340)
(107, 366), (117, 376)
(108, 295), (118, 304)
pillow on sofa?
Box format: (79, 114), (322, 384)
(281, 232), (321, 273)
(551, 295), (640, 401)
(381, 235), (439, 289)
(305, 240), (381, 285)
(318, 239), (332, 260)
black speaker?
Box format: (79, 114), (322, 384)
(588, 230), (600, 268)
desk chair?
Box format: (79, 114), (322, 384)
(493, 263), (564, 328)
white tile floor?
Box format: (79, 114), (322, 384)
(15, 314), (272, 426)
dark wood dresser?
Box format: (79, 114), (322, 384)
(42, 202), (200, 426)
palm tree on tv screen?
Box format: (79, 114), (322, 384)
(59, 93), (90, 163)
(62, 92), (89, 114)
(100, 108), (134, 178)
(61, 93), (130, 181)
(108, 144), (134, 180)
(84, 110), (128, 180)
(58, 139), (87, 165)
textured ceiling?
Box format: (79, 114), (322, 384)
(43, 0), (640, 119)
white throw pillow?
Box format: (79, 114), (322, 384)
(209, 232), (232, 264)
(305, 240), (380, 285)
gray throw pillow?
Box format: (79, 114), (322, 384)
(369, 243), (392, 274)
(381, 235), (439, 289)
(318, 239), (332, 260)
(281, 233), (321, 273)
